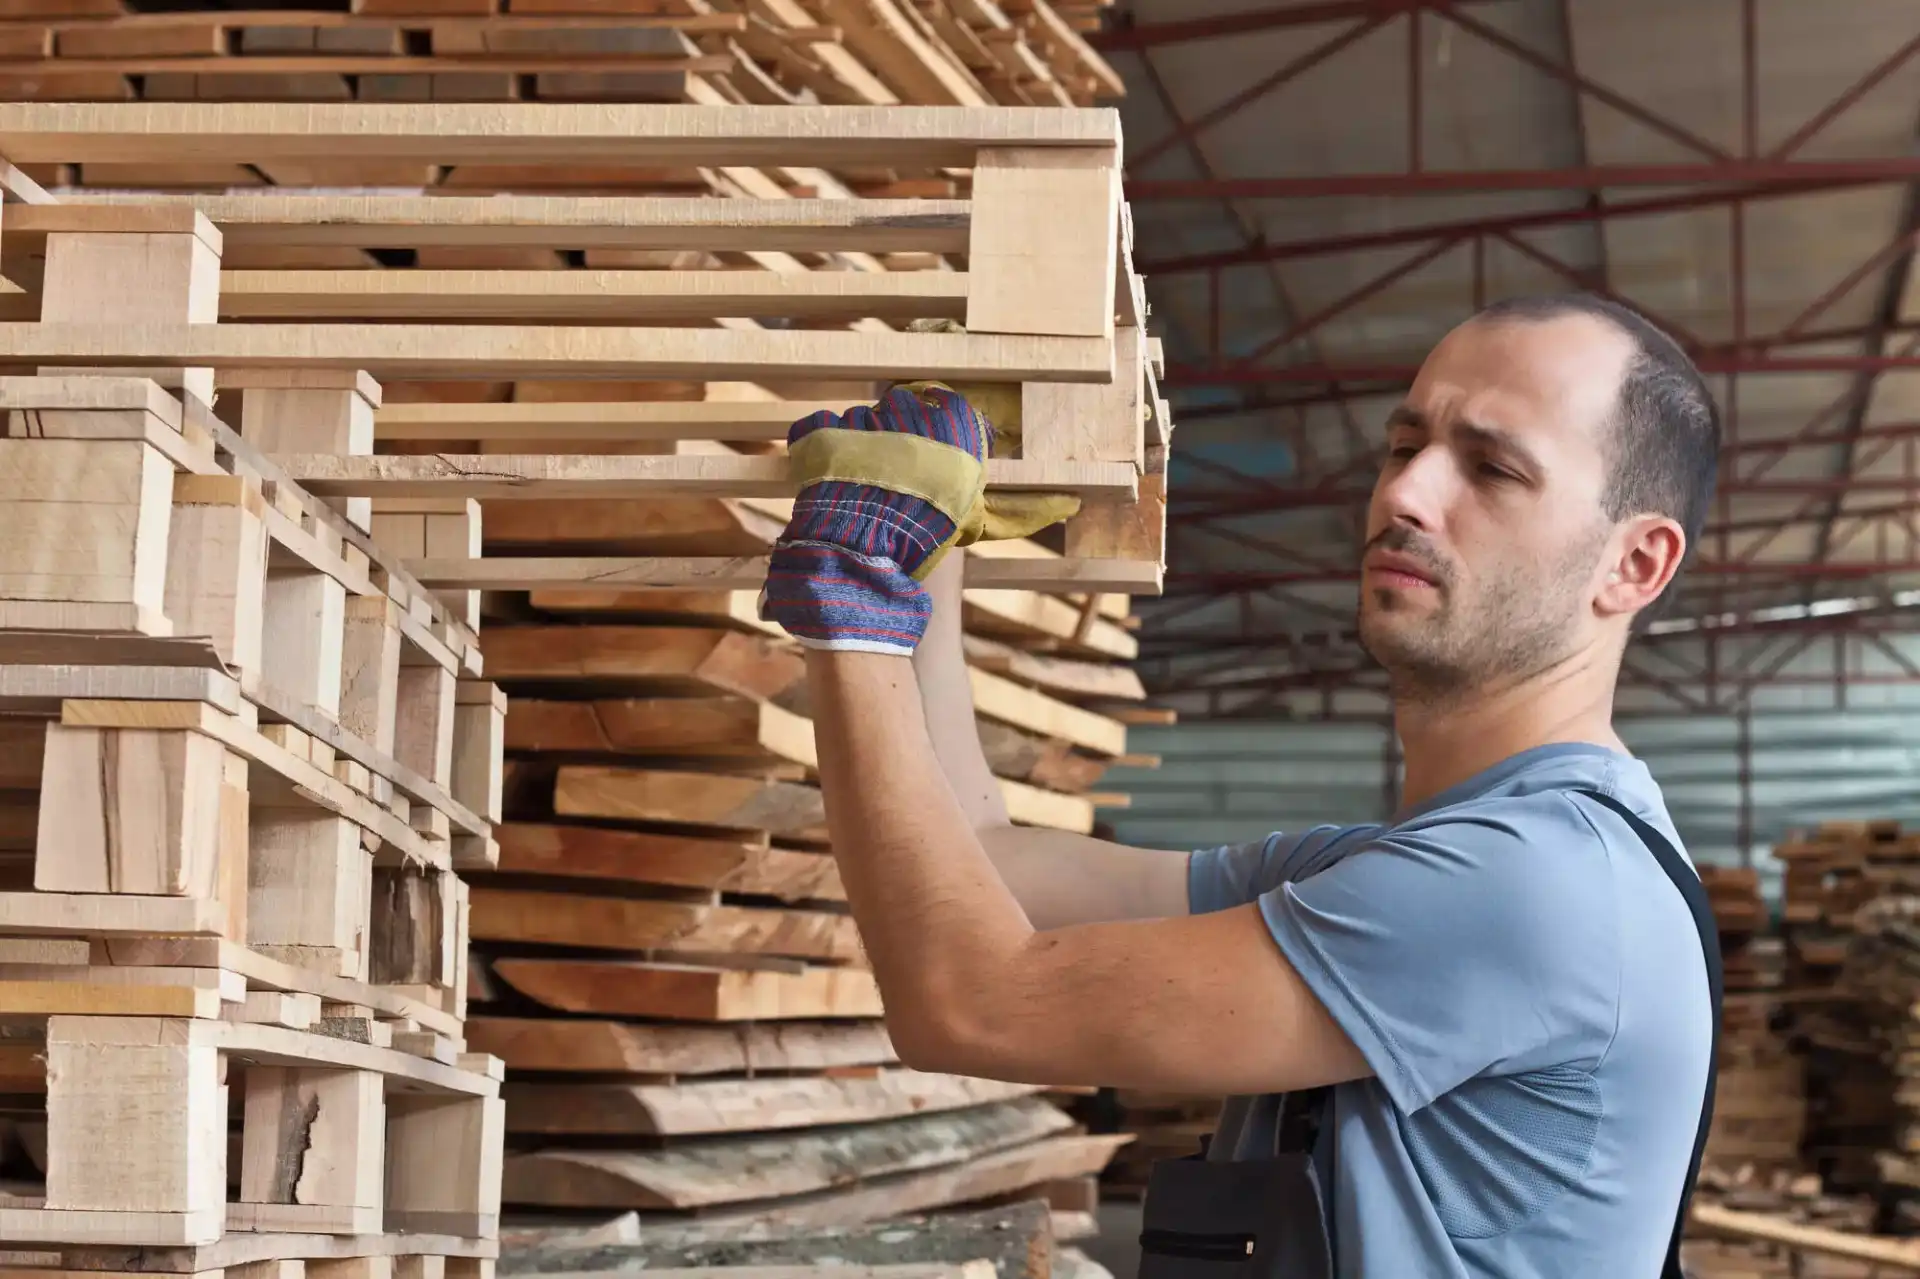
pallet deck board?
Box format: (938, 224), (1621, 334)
(0, 324), (1115, 383)
(49, 194), (975, 254)
(0, 102), (1121, 168)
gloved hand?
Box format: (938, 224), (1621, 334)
(757, 379), (1079, 656)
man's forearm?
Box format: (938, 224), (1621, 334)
(910, 553), (1010, 833)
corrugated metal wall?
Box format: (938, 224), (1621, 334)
(1104, 711), (1920, 902)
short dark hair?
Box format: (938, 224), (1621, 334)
(1473, 292), (1721, 624)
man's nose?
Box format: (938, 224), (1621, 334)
(1374, 447), (1452, 533)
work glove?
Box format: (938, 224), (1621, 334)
(757, 378), (1080, 656)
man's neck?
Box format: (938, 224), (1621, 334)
(1391, 650), (1625, 814)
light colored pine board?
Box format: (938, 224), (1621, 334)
(270, 454), (1133, 502)
(375, 399), (864, 443)
(0, 664), (240, 714)
(487, 958), (881, 1020)
(501, 1069), (1036, 1137)
(100, 936), (463, 1038)
(962, 588), (1136, 660)
(52, 1015), (499, 1097)
(411, 555), (1160, 594)
(220, 270), (969, 323)
(960, 633), (1144, 702)
(463, 1016), (892, 1076)
(56, 193), (970, 254)
(468, 888), (860, 963)
(57, 1230), (496, 1273)
(498, 1097), (1072, 1210)
(0, 324), (1112, 384)
(0, 102), (1119, 168)
(0, 892), (224, 936)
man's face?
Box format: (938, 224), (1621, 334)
(1356, 312), (1634, 700)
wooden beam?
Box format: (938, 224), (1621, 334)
(374, 399), (867, 443)
(271, 454), (1134, 501)
(51, 194), (973, 254)
(0, 102), (1120, 168)
(218, 270), (971, 323)
(0, 323), (1112, 383)
(408, 554), (1158, 594)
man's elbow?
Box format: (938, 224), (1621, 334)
(882, 976), (1029, 1080)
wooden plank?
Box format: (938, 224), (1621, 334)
(1, 323), (1112, 383)
(494, 824), (842, 901)
(54, 1015), (498, 1096)
(961, 634), (1145, 702)
(55, 193), (972, 253)
(545, 766), (824, 839)
(0, 664), (239, 714)
(468, 888), (860, 962)
(375, 398), (865, 442)
(220, 270), (970, 323)
(100, 936), (463, 1038)
(463, 1017), (892, 1076)
(966, 148), (1116, 339)
(499, 1097), (1070, 1209)
(0, 103), (1120, 167)
(488, 957), (881, 1020)
(500, 1070), (1036, 1137)
(409, 555), (1161, 594)
(481, 625), (802, 699)
(59, 1230), (496, 1273)
(273, 454), (1132, 501)
(504, 697), (813, 765)
(495, 1200), (1048, 1279)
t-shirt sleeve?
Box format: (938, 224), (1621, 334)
(1187, 826), (1345, 915)
(1254, 795), (1619, 1115)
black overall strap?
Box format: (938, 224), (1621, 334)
(1573, 788), (1722, 1279)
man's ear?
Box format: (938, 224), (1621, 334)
(1597, 516), (1686, 620)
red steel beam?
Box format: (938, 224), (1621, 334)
(1086, 0), (1509, 50)
(1157, 560), (1920, 593)
(1167, 351), (1920, 385)
(1128, 157), (1920, 201)
(1138, 179), (1878, 274)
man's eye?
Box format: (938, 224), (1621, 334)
(1478, 462), (1515, 481)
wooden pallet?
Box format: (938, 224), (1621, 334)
(0, 2), (1122, 116)
(0, 102), (1171, 596)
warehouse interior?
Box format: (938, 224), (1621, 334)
(0, 0), (1915, 1275)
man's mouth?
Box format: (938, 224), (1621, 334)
(1363, 550), (1440, 591)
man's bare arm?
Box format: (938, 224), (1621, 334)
(808, 647), (1372, 1094)
(910, 550), (1190, 929)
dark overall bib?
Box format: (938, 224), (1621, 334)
(1136, 789), (1724, 1279)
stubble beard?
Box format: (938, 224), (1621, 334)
(1358, 540), (1601, 709)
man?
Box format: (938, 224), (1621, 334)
(758, 292), (1720, 1276)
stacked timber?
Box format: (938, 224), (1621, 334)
(0, 69), (1164, 1253)
(456, 588), (1135, 1233)
(0, 282), (505, 1279)
(0, 1), (1124, 133)
(1699, 864), (1804, 1181)
(1774, 823), (1918, 1193)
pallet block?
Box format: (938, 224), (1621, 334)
(0, 101), (1171, 592)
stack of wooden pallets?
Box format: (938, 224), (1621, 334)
(0, 97), (1168, 1242)
(0, 231), (507, 1273)
(0, 1), (1124, 130)
(1684, 1171), (1889, 1279)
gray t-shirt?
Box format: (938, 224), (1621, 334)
(1186, 743), (1712, 1278)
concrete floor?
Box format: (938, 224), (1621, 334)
(1076, 1200), (1142, 1279)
